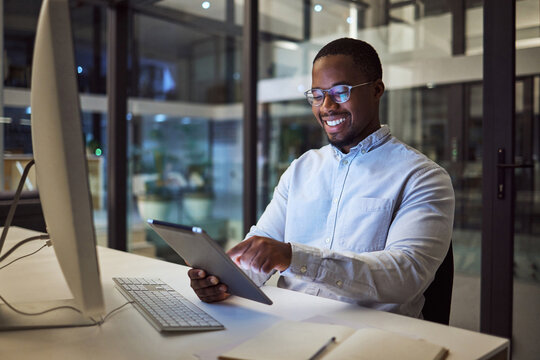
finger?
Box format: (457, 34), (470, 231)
(200, 292), (231, 303)
(239, 242), (265, 271)
(253, 248), (278, 274)
(260, 256), (275, 274)
(196, 283), (228, 300)
(188, 268), (206, 279)
(246, 246), (266, 273)
(227, 238), (254, 258)
(190, 275), (220, 290)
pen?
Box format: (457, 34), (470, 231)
(308, 336), (336, 360)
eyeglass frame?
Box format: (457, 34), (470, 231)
(304, 81), (374, 106)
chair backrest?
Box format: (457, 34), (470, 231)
(422, 242), (454, 325)
(0, 190), (46, 232)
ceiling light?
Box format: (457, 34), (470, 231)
(202, 1), (210, 9)
(314, 4), (323, 12)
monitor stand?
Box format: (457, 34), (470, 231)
(0, 299), (96, 331)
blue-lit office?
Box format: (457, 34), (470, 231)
(1, 1), (539, 359)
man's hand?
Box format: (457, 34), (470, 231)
(187, 268), (230, 303)
(227, 236), (292, 274)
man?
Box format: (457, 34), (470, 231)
(189, 38), (454, 318)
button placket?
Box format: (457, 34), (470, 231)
(327, 152), (353, 252)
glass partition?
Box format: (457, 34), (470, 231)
(128, 7), (244, 258)
(1, 2), (108, 243)
(513, 3), (540, 357)
(129, 113), (242, 262)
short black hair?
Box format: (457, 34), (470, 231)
(313, 37), (382, 81)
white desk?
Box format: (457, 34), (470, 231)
(0, 227), (508, 360)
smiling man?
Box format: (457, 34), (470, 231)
(310, 49), (383, 153)
(188, 38), (455, 318)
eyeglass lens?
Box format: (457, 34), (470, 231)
(307, 85), (351, 106)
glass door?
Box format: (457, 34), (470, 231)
(482, 1), (540, 358)
(511, 74), (540, 359)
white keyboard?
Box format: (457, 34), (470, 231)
(113, 277), (224, 332)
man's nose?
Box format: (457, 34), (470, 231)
(320, 92), (339, 110)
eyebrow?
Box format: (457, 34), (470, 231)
(311, 81), (352, 89)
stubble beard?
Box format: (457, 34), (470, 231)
(326, 132), (358, 152)
(322, 117), (360, 152)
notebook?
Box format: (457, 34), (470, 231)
(218, 320), (448, 360)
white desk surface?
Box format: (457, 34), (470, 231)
(0, 227), (508, 360)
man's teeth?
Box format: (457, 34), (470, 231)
(326, 118), (345, 126)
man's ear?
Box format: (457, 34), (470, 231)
(373, 79), (385, 100)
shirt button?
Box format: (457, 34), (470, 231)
(333, 198), (338, 205)
(300, 266), (307, 273)
(336, 280), (343, 287)
(361, 149), (366, 154)
(342, 160), (348, 165)
(325, 238), (330, 243)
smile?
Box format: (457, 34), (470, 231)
(325, 117), (346, 127)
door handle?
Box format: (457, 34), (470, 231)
(496, 148), (534, 199)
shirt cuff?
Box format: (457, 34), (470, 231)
(281, 242), (323, 280)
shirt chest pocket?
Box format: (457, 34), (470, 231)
(335, 197), (393, 252)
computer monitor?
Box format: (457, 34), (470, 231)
(0, 0), (105, 329)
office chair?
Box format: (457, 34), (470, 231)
(0, 190), (46, 233)
(422, 242), (454, 325)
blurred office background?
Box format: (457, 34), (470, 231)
(1, 1), (539, 358)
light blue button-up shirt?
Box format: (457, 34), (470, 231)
(245, 126), (455, 318)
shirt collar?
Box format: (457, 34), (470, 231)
(332, 125), (391, 158)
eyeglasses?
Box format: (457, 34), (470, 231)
(304, 81), (373, 106)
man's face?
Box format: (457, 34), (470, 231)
(311, 54), (384, 153)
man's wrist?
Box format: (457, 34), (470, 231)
(279, 242), (292, 272)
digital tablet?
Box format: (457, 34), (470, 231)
(147, 219), (273, 305)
